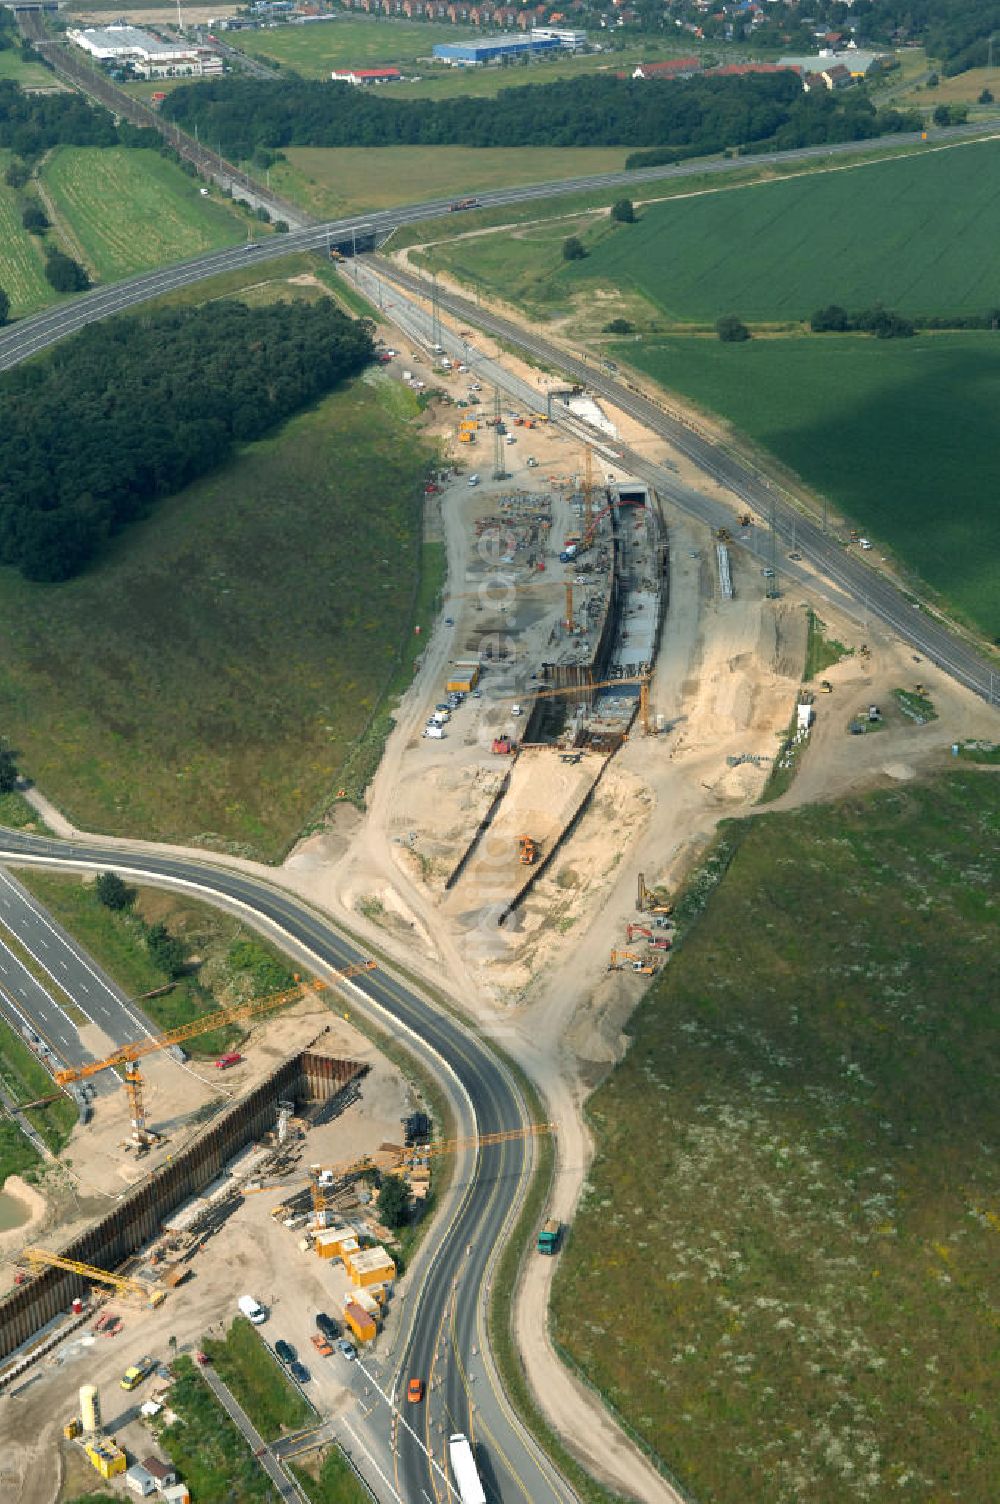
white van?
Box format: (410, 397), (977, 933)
(238, 1295), (267, 1325)
(467, 473), (480, 487)
(424, 724), (445, 739)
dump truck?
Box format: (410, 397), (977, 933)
(537, 1219), (562, 1255)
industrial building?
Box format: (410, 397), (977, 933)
(67, 24), (222, 77)
(530, 26), (587, 50)
(433, 32), (560, 66)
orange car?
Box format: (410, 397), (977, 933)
(407, 1377), (425, 1404)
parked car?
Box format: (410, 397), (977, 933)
(289, 1362), (311, 1384)
(275, 1340), (297, 1365)
(338, 1340), (357, 1361)
(316, 1312), (339, 1341)
(407, 1377), (426, 1403)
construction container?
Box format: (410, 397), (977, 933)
(314, 1228), (357, 1261)
(80, 1384), (101, 1434)
(162, 1488), (191, 1504)
(350, 1287), (381, 1318)
(85, 1440), (127, 1479)
(161, 1265), (190, 1289)
(346, 1246), (396, 1288)
(125, 1464), (156, 1497)
(446, 666), (479, 692)
(63, 1418), (82, 1440)
(343, 1302), (377, 1345)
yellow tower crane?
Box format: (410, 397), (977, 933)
(19, 1248), (167, 1307)
(53, 962), (377, 1151)
(583, 444), (595, 538)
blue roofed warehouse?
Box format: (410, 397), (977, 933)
(433, 34), (560, 66)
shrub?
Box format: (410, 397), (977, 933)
(603, 317), (634, 334)
(562, 236), (586, 262)
(44, 249), (89, 293)
(716, 313), (750, 343)
(610, 198), (635, 223)
(21, 203), (48, 234)
(810, 303), (849, 332)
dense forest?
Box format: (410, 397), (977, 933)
(862, 0), (1000, 73)
(0, 301), (375, 582)
(0, 79), (161, 157)
(162, 72), (919, 160)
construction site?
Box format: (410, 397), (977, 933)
(0, 949), (443, 1500)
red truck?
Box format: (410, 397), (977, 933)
(214, 1052), (242, 1070)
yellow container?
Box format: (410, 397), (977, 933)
(346, 1246), (396, 1288)
(343, 1302), (377, 1344)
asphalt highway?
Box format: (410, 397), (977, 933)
(1, 121), (994, 375)
(0, 866), (157, 1080)
(0, 833), (577, 1504)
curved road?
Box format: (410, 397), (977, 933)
(1, 121), (995, 375)
(0, 831), (575, 1504)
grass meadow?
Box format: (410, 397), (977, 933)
(416, 135), (1000, 326)
(0, 45), (62, 89)
(155, 1357), (278, 1503)
(553, 771), (1000, 1504)
(235, 15), (477, 75)
(0, 150), (56, 316)
(273, 145), (629, 218)
(203, 1317), (314, 1439)
(617, 332), (1000, 639)
(235, 17), (650, 97)
(0, 373), (436, 859)
(41, 147), (245, 281)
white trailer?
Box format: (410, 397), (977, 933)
(448, 1434), (486, 1504)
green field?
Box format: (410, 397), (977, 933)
(273, 144), (629, 218)
(564, 136), (1000, 321)
(617, 332), (1000, 639)
(40, 147), (246, 282)
(418, 136), (1000, 325)
(0, 44), (62, 89)
(0, 368), (435, 859)
(553, 771), (1000, 1504)
(0, 150), (57, 316)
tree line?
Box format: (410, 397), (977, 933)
(863, 0), (1000, 75)
(625, 91), (921, 170)
(0, 301), (375, 583)
(811, 303), (1000, 336)
(161, 71), (917, 160)
(0, 78), (164, 158)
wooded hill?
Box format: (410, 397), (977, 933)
(0, 300), (375, 581)
(163, 72), (921, 162)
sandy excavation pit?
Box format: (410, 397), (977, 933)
(444, 746), (608, 920)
